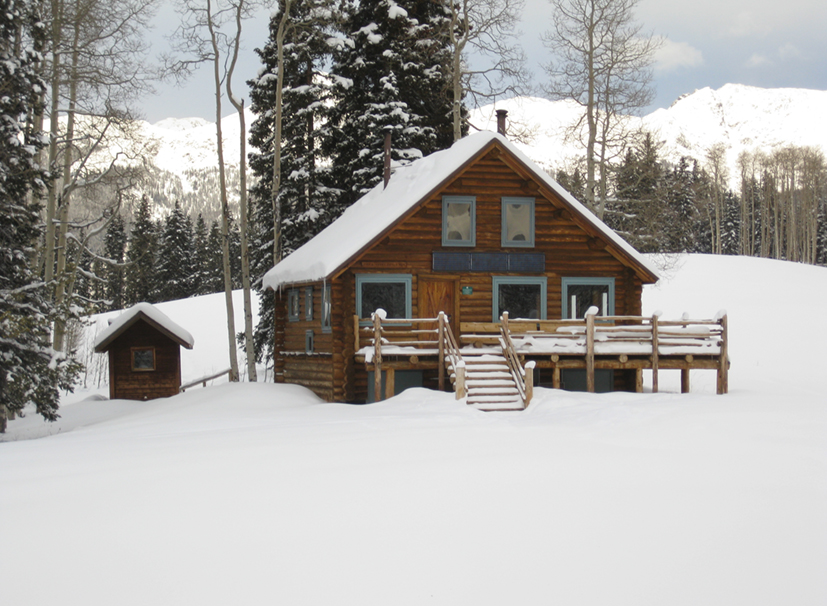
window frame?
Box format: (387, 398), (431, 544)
(287, 289), (300, 322)
(355, 273), (412, 325)
(321, 283), (332, 333)
(501, 197), (535, 248)
(305, 329), (315, 354)
(561, 277), (615, 319)
(492, 276), (547, 322)
(305, 286), (314, 321)
(441, 195), (476, 247)
(131, 347), (156, 372)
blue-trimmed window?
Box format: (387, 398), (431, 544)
(356, 274), (412, 324)
(492, 276), (547, 322)
(321, 283), (332, 333)
(442, 196), (476, 247)
(305, 287), (313, 321)
(561, 277), (615, 319)
(305, 330), (314, 354)
(501, 197), (535, 247)
(287, 289), (300, 321)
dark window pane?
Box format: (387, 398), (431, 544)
(567, 284), (610, 318)
(499, 284), (542, 319)
(133, 349), (154, 370)
(361, 282), (407, 318)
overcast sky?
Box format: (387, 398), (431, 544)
(140, 0), (827, 123)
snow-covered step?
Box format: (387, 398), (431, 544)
(456, 346), (525, 411)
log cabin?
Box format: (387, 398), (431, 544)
(95, 303), (194, 400)
(262, 129), (684, 407)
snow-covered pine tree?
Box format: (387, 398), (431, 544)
(125, 196), (159, 305)
(204, 220), (226, 294)
(325, 0), (455, 210)
(157, 201), (197, 301)
(192, 212), (213, 295)
(1, 0), (81, 430)
(104, 212), (127, 310)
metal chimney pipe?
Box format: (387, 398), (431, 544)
(496, 109), (508, 136)
(383, 127), (392, 189)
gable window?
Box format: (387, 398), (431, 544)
(305, 287), (314, 321)
(131, 347), (155, 371)
(321, 283), (332, 332)
(356, 274), (412, 324)
(562, 277), (615, 319)
(492, 276), (547, 322)
(442, 196), (475, 247)
(287, 289), (300, 321)
(501, 197), (535, 247)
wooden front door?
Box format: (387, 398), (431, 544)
(418, 277), (458, 337)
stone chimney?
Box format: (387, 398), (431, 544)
(496, 109), (508, 137)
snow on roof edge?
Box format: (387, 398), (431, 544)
(262, 131), (658, 289)
(94, 302), (195, 350)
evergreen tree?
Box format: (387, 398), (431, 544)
(192, 212), (212, 295)
(125, 196), (159, 305)
(104, 213), (127, 310)
(157, 201), (196, 301)
(325, 0), (455, 208)
(204, 220), (226, 294)
(1, 0), (81, 429)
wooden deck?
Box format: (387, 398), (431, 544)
(356, 309), (730, 407)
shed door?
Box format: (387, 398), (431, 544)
(419, 277), (457, 338)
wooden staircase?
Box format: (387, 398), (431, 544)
(457, 351), (524, 411)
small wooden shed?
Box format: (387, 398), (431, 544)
(94, 303), (194, 400)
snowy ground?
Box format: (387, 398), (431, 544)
(2, 255), (826, 605)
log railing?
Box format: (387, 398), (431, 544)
(362, 311), (465, 401)
(490, 309), (729, 394)
(180, 368), (233, 392)
(499, 312), (534, 407)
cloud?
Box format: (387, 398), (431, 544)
(746, 53), (772, 68)
(777, 43), (802, 59)
(654, 38), (704, 74)
(728, 10), (772, 37)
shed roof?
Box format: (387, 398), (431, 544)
(262, 131), (659, 289)
(94, 303), (195, 352)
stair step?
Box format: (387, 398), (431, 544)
(466, 372), (513, 380)
(466, 379), (516, 387)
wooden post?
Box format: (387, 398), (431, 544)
(681, 369), (690, 393)
(585, 310), (595, 393)
(524, 361), (535, 407)
(373, 312), (382, 401)
(553, 367), (561, 389)
(438, 311), (445, 391)
(635, 368), (643, 393)
(455, 362), (466, 399)
(353, 315), (360, 352)
(651, 313), (660, 393)
(501, 310), (509, 333)
(385, 368), (395, 400)
(717, 314), (729, 394)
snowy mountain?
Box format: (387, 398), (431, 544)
(471, 84), (827, 189)
(124, 84), (825, 222)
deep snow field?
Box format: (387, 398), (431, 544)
(2, 254), (826, 605)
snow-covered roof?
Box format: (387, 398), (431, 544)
(94, 302), (195, 352)
(262, 131), (659, 289)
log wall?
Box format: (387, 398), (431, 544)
(107, 321), (181, 400)
(277, 148), (651, 403)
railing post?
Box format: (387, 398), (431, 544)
(373, 311), (383, 401)
(353, 315), (361, 352)
(585, 308), (596, 393)
(501, 310), (509, 332)
(455, 361), (466, 400)
(524, 361), (535, 407)
(652, 311), (660, 393)
(718, 313), (728, 394)
(438, 311), (445, 391)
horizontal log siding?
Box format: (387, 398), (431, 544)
(283, 356), (334, 401)
(350, 155), (638, 325)
(108, 322), (181, 400)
